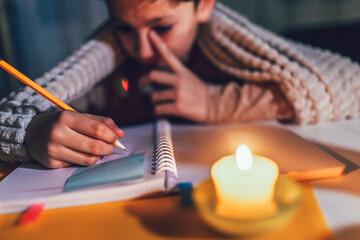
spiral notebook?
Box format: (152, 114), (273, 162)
(0, 120), (179, 214)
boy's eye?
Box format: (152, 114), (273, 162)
(114, 25), (133, 34)
(153, 25), (172, 35)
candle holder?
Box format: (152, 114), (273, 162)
(193, 175), (302, 236)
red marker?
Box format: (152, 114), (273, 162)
(18, 203), (45, 226)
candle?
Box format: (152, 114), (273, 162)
(211, 145), (279, 219)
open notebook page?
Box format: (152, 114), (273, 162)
(0, 123), (166, 214)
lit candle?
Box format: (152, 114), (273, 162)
(211, 145), (279, 219)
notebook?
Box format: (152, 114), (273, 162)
(170, 123), (345, 181)
(0, 120), (345, 214)
(0, 119), (179, 214)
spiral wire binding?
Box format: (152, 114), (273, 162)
(152, 120), (178, 179)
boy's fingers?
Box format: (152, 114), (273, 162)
(65, 148), (102, 166)
(85, 114), (125, 138)
(149, 30), (185, 73)
(67, 114), (118, 144)
(139, 70), (177, 88)
(41, 158), (71, 169)
(63, 128), (115, 157)
(47, 144), (101, 167)
(152, 89), (177, 103)
(154, 103), (178, 116)
(52, 122), (115, 156)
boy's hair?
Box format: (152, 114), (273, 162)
(105, 0), (200, 7)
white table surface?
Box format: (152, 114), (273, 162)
(284, 119), (360, 239)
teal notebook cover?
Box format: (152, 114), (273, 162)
(64, 152), (145, 192)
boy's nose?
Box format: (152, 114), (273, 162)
(137, 32), (155, 62)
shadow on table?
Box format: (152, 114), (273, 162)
(331, 224), (360, 240)
(125, 186), (334, 240)
(0, 163), (19, 181)
(125, 195), (227, 239)
(313, 142), (360, 175)
(310, 142), (360, 196)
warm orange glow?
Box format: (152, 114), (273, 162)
(122, 78), (129, 92)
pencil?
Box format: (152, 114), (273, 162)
(0, 58), (128, 151)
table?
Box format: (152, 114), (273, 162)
(284, 119), (360, 239)
(0, 119), (359, 240)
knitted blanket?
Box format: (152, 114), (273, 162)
(198, 3), (360, 124)
(0, 2), (359, 163)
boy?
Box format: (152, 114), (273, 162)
(0, 0), (359, 168)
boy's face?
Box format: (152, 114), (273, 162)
(106, 0), (207, 67)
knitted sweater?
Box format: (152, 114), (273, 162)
(0, 3), (359, 163)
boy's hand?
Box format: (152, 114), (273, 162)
(25, 110), (124, 168)
(139, 31), (207, 123)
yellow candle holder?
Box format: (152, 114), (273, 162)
(193, 175), (302, 236)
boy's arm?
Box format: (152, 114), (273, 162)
(0, 27), (123, 164)
(206, 81), (293, 123)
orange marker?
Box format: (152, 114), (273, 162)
(0, 59), (127, 151)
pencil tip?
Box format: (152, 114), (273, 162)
(115, 140), (128, 151)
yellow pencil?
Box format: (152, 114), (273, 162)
(0, 59), (127, 151)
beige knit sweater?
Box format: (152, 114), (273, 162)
(0, 3), (359, 163)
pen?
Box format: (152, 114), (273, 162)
(0, 58), (128, 151)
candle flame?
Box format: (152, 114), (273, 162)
(236, 144), (253, 170)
